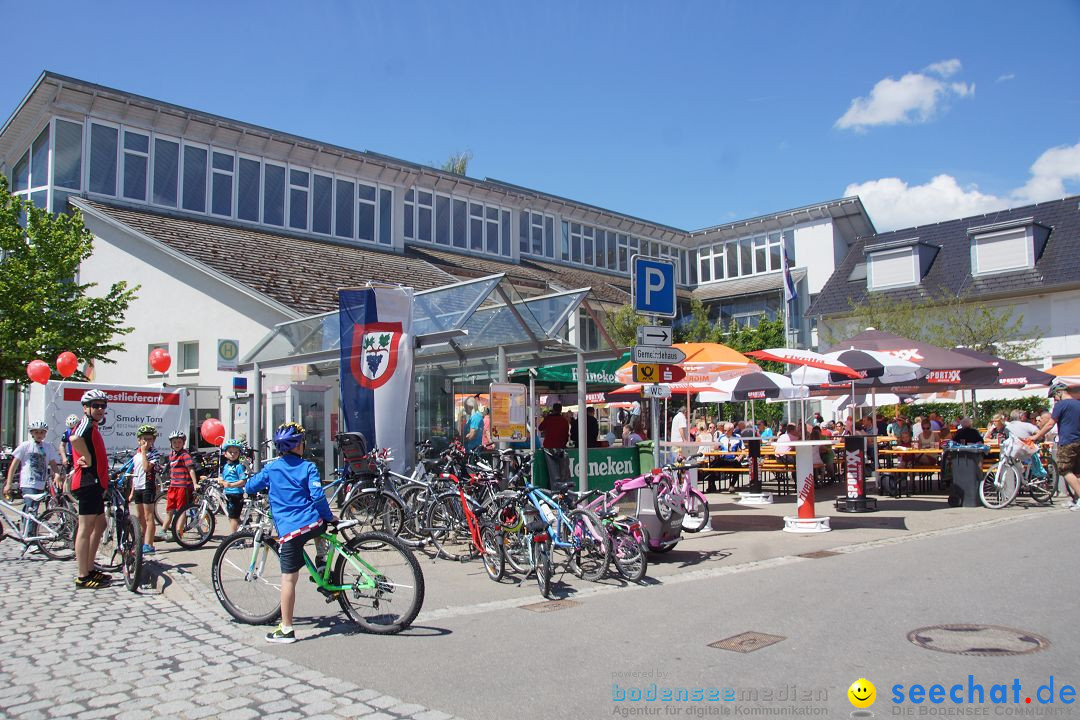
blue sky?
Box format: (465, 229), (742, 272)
(2, 0), (1078, 232)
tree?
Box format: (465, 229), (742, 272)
(440, 151), (473, 176)
(675, 297), (713, 343)
(602, 304), (649, 347)
(0, 176), (139, 387)
(835, 289), (1042, 361)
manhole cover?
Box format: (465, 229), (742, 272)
(709, 631), (785, 653)
(520, 599), (580, 613)
(908, 625), (1050, 656)
(798, 550), (839, 559)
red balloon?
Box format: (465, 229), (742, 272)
(26, 360), (50, 385)
(149, 347), (171, 373)
(200, 418), (225, 446)
(56, 352), (78, 378)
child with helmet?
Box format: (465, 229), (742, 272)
(162, 430), (199, 542)
(244, 421), (336, 644)
(219, 439), (248, 534)
(129, 424), (160, 554)
(58, 414), (81, 473)
(4, 420), (62, 539)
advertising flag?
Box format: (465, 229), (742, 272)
(782, 248), (798, 304)
(339, 286), (415, 472)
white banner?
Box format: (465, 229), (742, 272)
(35, 381), (189, 453)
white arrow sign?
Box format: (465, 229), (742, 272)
(636, 325), (672, 347)
(642, 384), (672, 398)
(631, 345), (687, 364)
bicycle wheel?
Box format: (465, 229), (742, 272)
(480, 523), (504, 581)
(566, 508), (611, 582)
(1027, 473), (1054, 505)
(35, 508), (77, 561)
(398, 486), (428, 543)
(610, 527), (647, 583)
(339, 491), (405, 539)
(1045, 459), (1061, 499)
(97, 513), (120, 571)
(979, 463), (1019, 509)
(502, 528), (531, 573)
(681, 491), (711, 533)
(334, 531), (425, 634)
(154, 487), (168, 526)
(211, 532), (282, 625)
(652, 479), (674, 522)
(172, 501), (215, 549)
(118, 515), (143, 592)
(534, 537), (553, 599)
(425, 494), (477, 561)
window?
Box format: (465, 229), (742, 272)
(123, 131), (149, 201)
(417, 191), (432, 242)
(12, 151), (29, 193)
(519, 212), (529, 254)
(379, 188), (392, 245)
(181, 145), (207, 212)
(335, 179), (354, 239)
(89, 123), (118, 195)
(211, 151), (234, 216)
(178, 341), (199, 373)
(726, 242), (738, 278)
(583, 226), (594, 265)
(262, 163), (285, 226)
(152, 138), (179, 207)
(595, 229), (607, 269)
(503, 210), (512, 257)
(769, 232), (782, 271)
(867, 247), (916, 289)
(486, 206), (499, 255)
(561, 221), (570, 261)
(147, 343), (168, 376)
(699, 255), (711, 283)
(312, 174), (332, 234)
(571, 223), (582, 263)
(435, 194), (451, 246)
(53, 119), (82, 190)
(237, 157), (260, 221)
(358, 182), (377, 242)
(971, 228), (1030, 275)
(30, 126), (49, 189)
(470, 203), (483, 251)
(289, 169), (309, 230)
(454, 198), (468, 249)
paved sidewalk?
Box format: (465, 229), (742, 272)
(0, 543), (460, 720)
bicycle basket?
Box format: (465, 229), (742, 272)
(336, 432), (375, 475)
(1001, 436), (1036, 461)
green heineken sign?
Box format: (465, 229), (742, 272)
(532, 447), (640, 492)
(510, 356), (626, 388)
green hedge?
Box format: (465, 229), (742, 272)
(875, 396), (1049, 422)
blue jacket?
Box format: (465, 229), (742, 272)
(221, 461), (248, 495)
(245, 455), (334, 539)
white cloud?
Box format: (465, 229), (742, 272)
(845, 141), (1080, 231)
(997, 73), (1016, 83)
(835, 59), (974, 131)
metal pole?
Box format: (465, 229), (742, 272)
(528, 371), (536, 455)
(252, 363), (263, 471)
(576, 351), (588, 491)
(651, 397), (660, 467)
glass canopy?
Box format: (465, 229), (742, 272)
(240, 274), (600, 371)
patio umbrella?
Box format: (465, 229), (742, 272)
(1047, 357), (1080, 386)
(951, 348), (1055, 389)
(746, 348), (862, 378)
(699, 372), (809, 403)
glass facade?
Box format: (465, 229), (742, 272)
(697, 230), (793, 284)
(404, 186), (511, 258)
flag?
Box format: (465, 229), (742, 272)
(782, 248), (798, 304)
(339, 286), (415, 472)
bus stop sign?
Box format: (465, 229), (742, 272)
(632, 256), (676, 318)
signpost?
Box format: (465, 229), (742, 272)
(636, 325), (673, 347)
(642, 384), (672, 399)
(631, 256), (676, 318)
(632, 364), (686, 383)
(631, 345), (687, 364)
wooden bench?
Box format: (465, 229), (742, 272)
(876, 467), (941, 496)
(699, 463), (795, 494)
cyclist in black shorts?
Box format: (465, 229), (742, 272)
(219, 439), (248, 535)
(129, 424), (159, 554)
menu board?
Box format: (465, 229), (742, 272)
(489, 383), (527, 442)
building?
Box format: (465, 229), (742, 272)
(0, 71), (875, 449)
(808, 195), (1080, 403)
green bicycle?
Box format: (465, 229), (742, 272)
(211, 517), (424, 634)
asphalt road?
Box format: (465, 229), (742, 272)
(167, 498), (1080, 720)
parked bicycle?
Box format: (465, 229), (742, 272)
(651, 455), (711, 533)
(0, 493), (77, 560)
(979, 437), (1054, 509)
(97, 481), (144, 591)
(172, 479), (227, 549)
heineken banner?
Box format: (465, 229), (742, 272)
(339, 286), (415, 472)
(532, 447), (640, 492)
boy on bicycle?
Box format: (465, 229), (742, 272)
(245, 422), (336, 644)
(162, 430), (198, 541)
(3, 421), (61, 539)
(219, 439), (248, 534)
(129, 424), (159, 554)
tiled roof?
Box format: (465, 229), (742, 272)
(808, 195), (1080, 317)
(692, 269), (806, 301)
(77, 199), (455, 315)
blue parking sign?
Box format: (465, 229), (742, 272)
(632, 255), (676, 317)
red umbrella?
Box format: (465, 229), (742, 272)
(747, 348), (862, 378)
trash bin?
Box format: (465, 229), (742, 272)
(637, 441), (655, 475)
(945, 444), (986, 507)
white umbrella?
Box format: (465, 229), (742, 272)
(700, 371), (810, 403)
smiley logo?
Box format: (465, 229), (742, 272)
(848, 678), (876, 708)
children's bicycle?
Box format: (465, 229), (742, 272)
(652, 456), (711, 533)
(0, 494), (77, 560)
(211, 518), (424, 634)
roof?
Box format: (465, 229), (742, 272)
(808, 195), (1080, 317)
(76, 199), (455, 315)
(688, 196), (875, 242)
(692, 269), (806, 301)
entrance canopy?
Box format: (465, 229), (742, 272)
(240, 274), (615, 372)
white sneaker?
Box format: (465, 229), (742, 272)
(1070, 502), (1080, 512)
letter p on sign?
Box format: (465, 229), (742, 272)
(632, 256), (676, 317)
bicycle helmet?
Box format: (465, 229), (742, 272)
(221, 438), (245, 450)
(28, 420), (48, 431)
(1049, 380), (1069, 398)
(168, 430), (186, 440)
(80, 389), (109, 405)
(66, 414), (80, 428)
(273, 422), (306, 454)
(136, 424), (157, 437)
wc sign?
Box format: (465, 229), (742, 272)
(632, 255), (676, 318)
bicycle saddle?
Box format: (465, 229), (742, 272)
(596, 508), (617, 520)
(21, 492), (47, 502)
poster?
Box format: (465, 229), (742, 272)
(489, 382), (527, 442)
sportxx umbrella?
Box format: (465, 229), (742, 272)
(951, 348), (1055, 389)
(699, 372), (810, 403)
(746, 348), (862, 378)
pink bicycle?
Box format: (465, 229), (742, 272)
(577, 474), (660, 582)
(651, 456), (711, 533)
